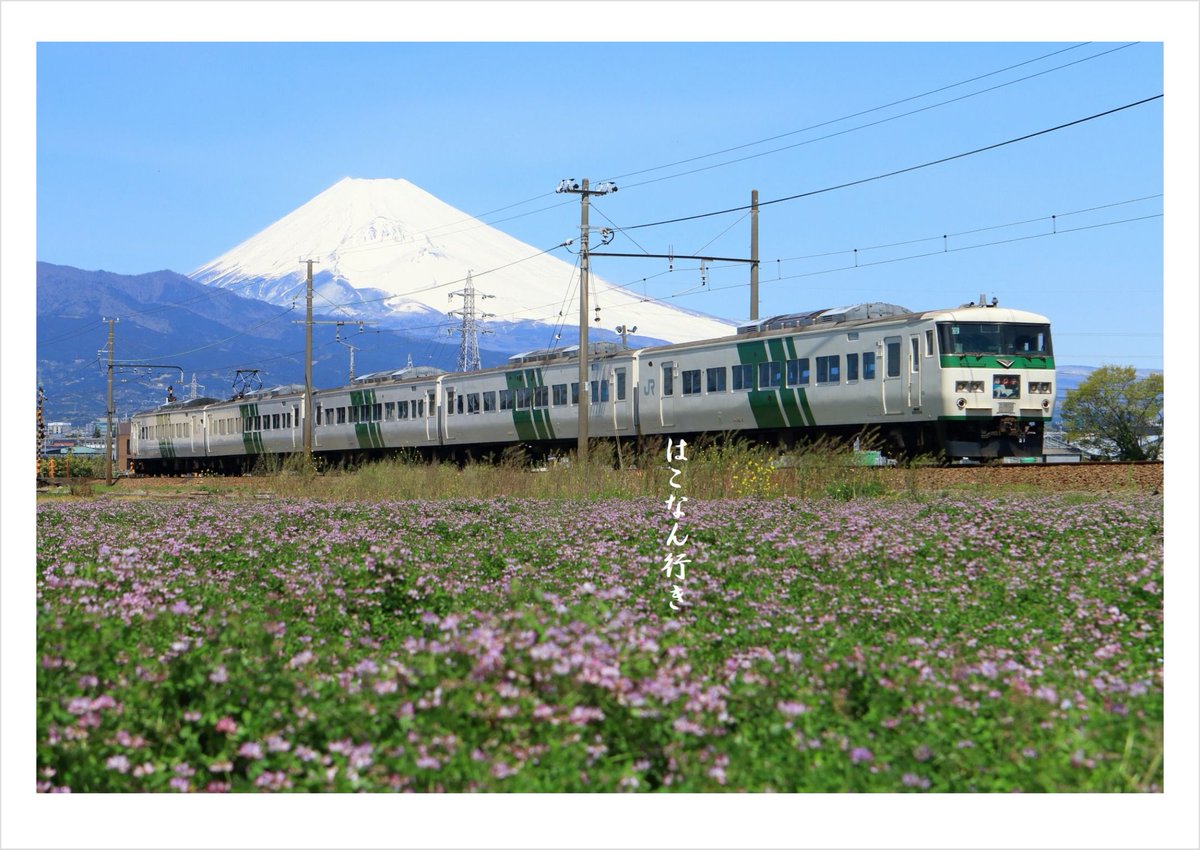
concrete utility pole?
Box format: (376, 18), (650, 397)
(302, 259), (315, 458)
(104, 317), (117, 485)
(556, 177), (617, 464)
(750, 189), (760, 321)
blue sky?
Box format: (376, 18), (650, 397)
(26, 30), (1185, 371)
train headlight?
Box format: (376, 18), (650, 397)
(954, 381), (985, 393)
(1028, 381), (1052, 394)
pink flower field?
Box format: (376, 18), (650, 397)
(36, 493), (1163, 792)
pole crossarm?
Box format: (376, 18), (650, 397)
(588, 252), (757, 264)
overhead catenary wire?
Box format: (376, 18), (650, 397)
(617, 95), (1164, 234)
(319, 43), (1136, 253)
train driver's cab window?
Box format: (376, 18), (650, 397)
(938, 322), (1052, 357)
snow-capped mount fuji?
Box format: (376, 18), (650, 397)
(190, 177), (736, 352)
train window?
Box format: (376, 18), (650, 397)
(817, 355), (840, 384)
(863, 352), (876, 380)
(457, 395), (465, 415)
(397, 401), (407, 420)
(255, 416), (263, 431)
(374, 403), (383, 421)
(662, 365), (674, 397)
(384, 402), (395, 421)
(416, 398), (426, 418)
(534, 386), (548, 408)
(910, 338), (920, 372)
(273, 414), (282, 429)
(589, 380), (610, 403)
(786, 358), (810, 387)
(468, 393), (481, 414)
(732, 364), (754, 391)
(616, 369), (627, 401)
(758, 361), (782, 389)
(925, 329), (935, 356)
(446, 389), (456, 415)
(846, 353), (859, 381)
(707, 366), (727, 393)
(483, 391), (497, 413)
(682, 369), (702, 395)
(552, 384), (567, 406)
(887, 342), (902, 378)
(337, 407), (346, 425)
(571, 383), (579, 405)
(517, 387), (533, 409)
(499, 389), (513, 411)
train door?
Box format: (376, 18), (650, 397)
(443, 385), (458, 443)
(611, 365), (633, 434)
(908, 334), (922, 411)
(659, 360), (675, 427)
(426, 387), (438, 443)
(882, 337), (904, 415)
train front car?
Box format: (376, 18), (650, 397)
(929, 305), (1055, 461)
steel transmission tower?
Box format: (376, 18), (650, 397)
(447, 271), (494, 372)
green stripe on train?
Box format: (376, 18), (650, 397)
(738, 337), (816, 428)
(354, 422), (384, 449)
(505, 368), (554, 442)
(940, 355), (1055, 370)
(235, 403), (263, 454)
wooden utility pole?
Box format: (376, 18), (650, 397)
(555, 178), (618, 464)
(302, 259), (315, 457)
(578, 179), (592, 461)
(104, 317), (116, 485)
(750, 189), (760, 321)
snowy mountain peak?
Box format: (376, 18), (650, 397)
(190, 177), (735, 346)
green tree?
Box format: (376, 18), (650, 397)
(1059, 366), (1163, 460)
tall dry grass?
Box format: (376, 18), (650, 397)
(254, 435), (898, 502)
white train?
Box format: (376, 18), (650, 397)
(129, 299), (1055, 472)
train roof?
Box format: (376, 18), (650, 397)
(130, 396), (221, 417)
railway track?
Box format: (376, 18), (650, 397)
(884, 460), (1163, 493)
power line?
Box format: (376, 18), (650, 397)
(618, 95), (1163, 234)
(614, 44), (1139, 192)
(325, 43), (1134, 252)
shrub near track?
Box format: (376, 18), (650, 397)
(36, 494), (1163, 792)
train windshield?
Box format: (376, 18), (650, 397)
(937, 322), (1052, 357)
